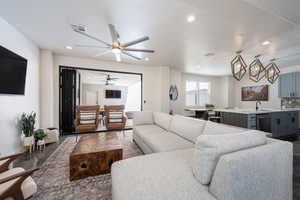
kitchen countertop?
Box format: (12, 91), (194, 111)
(215, 108), (300, 115)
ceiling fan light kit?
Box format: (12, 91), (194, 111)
(71, 24), (155, 62)
(231, 51), (247, 81)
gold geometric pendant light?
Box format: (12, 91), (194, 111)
(265, 59), (280, 84)
(231, 50), (247, 81)
(249, 55), (266, 82)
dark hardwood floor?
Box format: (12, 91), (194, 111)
(14, 136), (66, 169)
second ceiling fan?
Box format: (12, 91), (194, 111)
(71, 24), (155, 62)
(104, 74), (118, 86)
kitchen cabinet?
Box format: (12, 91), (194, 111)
(220, 112), (256, 129)
(278, 72), (300, 97)
(271, 111), (298, 137)
(219, 110), (299, 138)
(295, 72), (300, 97)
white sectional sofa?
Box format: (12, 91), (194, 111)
(112, 112), (293, 200)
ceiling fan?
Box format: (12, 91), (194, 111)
(71, 24), (155, 62)
(103, 74), (118, 86)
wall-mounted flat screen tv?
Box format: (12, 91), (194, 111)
(105, 90), (121, 99)
(241, 85), (269, 101)
(0, 45), (27, 95)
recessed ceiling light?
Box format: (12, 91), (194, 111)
(66, 46), (72, 50)
(145, 57), (149, 61)
(187, 15), (195, 23)
(262, 41), (271, 46)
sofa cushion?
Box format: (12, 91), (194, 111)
(112, 149), (217, 200)
(202, 121), (247, 135)
(132, 132), (153, 154)
(209, 140), (293, 200)
(192, 131), (267, 185)
(153, 112), (172, 130)
(133, 111), (153, 126)
(169, 115), (206, 143)
(134, 124), (193, 153)
(145, 131), (194, 153)
(134, 124), (166, 138)
(108, 110), (124, 123)
(79, 110), (97, 125)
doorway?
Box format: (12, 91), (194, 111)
(59, 66), (143, 134)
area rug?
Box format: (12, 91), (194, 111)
(31, 132), (143, 200)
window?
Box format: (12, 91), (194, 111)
(185, 81), (210, 106)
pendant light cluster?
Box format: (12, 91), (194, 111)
(230, 51), (280, 84)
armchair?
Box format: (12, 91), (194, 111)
(104, 105), (127, 131)
(74, 105), (100, 133)
(0, 153), (39, 200)
(0, 153), (22, 174)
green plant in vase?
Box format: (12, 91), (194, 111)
(205, 104), (215, 109)
(34, 129), (46, 141)
(20, 112), (36, 146)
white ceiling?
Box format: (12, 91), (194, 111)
(1, 0), (300, 75)
(79, 70), (141, 86)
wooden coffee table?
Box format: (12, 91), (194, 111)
(69, 132), (123, 181)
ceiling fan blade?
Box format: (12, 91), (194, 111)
(115, 53), (122, 62)
(122, 36), (149, 48)
(72, 27), (111, 47)
(95, 50), (111, 57)
(108, 24), (120, 45)
(75, 44), (110, 49)
(122, 51), (142, 60)
(123, 48), (155, 53)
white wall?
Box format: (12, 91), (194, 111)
(0, 17), (40, 156)
(40, 50), (54, 127)
(126, 81), (142, 111)
(160, 67), (170, 113)
(82, 83), (128, 106)
(52, 55), (169, 127)
(169, 69), (229, 115)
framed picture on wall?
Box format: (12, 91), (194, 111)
(241, 85), (269, 101)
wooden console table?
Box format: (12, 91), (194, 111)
(69, 132), (123, 181)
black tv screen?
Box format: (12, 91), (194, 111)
(0, 46), (27, 95)
(105, 90), (121, 98)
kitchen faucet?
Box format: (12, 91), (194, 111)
(256, 101), (261, 111)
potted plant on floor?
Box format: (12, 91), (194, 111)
(20, 112), (36, 147)
(34, 129), (46, 142)
(34, 129), (47, 150)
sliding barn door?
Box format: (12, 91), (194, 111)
(60, 68), (77, 133)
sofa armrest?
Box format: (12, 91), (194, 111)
(132, 111), (153, 126)
(209, 140), (293, 200)
(0, 168), (39, 200)
(0, 153), (23, 173)
(0, 168), (39, 185)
